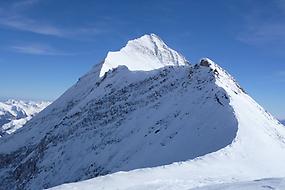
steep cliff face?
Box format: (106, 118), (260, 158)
(1, 34), (284, 190)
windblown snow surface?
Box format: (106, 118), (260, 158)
(190, 178), (285, 190)
(0, 100), (50, 137)
(51, 178), (285, 190)
(0, 34), (285, 190)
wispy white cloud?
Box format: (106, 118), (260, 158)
(10, 44), (71, 56)
(0, 0), (101, 38)
(0, 14), (101, 38)
(0, 16), (65, 37)
(276, 70), (285, 77)
(9, 43), (98, 56)
(237, 22), (285, 45)
(236, 0), (285, 46)
(12, 0), (41, 9)
(267, 70), (285, 83)
(276, 0), (285, 12)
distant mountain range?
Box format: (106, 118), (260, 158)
(0, 99), (50, 137)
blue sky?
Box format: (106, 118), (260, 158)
(0, 0), (284, 119)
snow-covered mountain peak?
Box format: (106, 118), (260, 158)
(2, 35), (285, 190)
(99, 34), (189, 77)
(127, 33), (164, 50)
(6, 99), (22, 105)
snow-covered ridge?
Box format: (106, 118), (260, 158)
(99, 33), (189, 77)
(49, 58), (285, 190)
(1, 34), (285, 190)
(0, 62), (239, 189)
(0, 99), (51, 136)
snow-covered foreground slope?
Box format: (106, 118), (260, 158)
(190, 178), (285, 190)
(1, 34), (285, 190)
(51, 178), (285, 190)
(0, 100), (50, 136)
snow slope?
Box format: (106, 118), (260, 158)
(0, 100), (50, 136)
(1, 34), (285, 190)
(190, 178), (285, 190)
(49, 58), (285, 190)
(51, 178), (285, 190)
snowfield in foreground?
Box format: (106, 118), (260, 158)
(191, 178), (285, 190)
(1, 34), (285, 190)
(50, 177), (285, 190)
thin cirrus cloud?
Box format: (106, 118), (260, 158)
(0, 16), (65, 37)
(10, 44), (96, 56)
(277, 71), (285, 76)
(265, 70), (285, 83)
(12, 0), (41, 9)
(0, 16), (102, 38)
(0, 0), (65, 37)
(237, 22), (285, 45)
(236, 0), (285, 45)
(0, 0), (101, 38)
(10, 44), (71, 56)
(275, 71), (285, 81)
